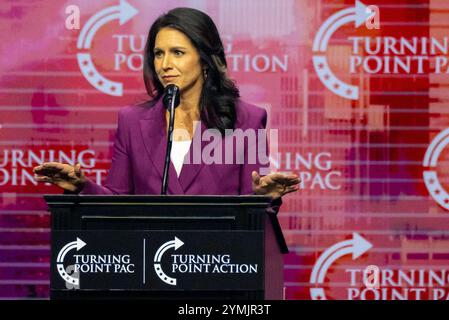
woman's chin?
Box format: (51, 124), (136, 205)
(162, 78), (180, 86)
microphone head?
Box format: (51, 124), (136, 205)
(162, 84), (180, 109)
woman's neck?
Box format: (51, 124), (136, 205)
(164, 79), (203, 140)
(165, 89), (201, 140)
(177, 99), (199, 117)
(179, 82), (201, 113)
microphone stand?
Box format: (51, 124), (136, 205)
(161, 85), (180, 195)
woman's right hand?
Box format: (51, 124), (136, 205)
(33, 162), (86, 193)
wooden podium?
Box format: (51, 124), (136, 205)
(45, 195), (288, 300)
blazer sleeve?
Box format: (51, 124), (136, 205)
(80, 108), (134, 195)
(238, 107), (283, 214)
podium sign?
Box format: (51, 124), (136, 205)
(52, 230), (264, 291)
(46, 195), (287, 299)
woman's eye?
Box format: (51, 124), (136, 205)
(154, 51), (163, 57)
(174, 50), (184, 56)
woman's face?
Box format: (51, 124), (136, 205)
(154, 27), (204, 97)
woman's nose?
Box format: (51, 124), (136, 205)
(161, 55), (172, 70)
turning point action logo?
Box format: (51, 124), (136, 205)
(423, 128), (449, 212)
(154, 237), (184, 286)
(153, 237), (259, 287)
(77, 0), (138, 96)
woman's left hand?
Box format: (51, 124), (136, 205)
(252, 171), (300, 200)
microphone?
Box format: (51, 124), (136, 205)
(161, 84), (180, 195)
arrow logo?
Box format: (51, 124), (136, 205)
(154, 237), (184, 286)
(310, 233), (372, 300)
(312, 1), (375, 100)
(76, 0), (139, 96)
(56, 238), (86, 286)
(423, 127), (449, 211)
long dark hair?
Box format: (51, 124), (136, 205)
(143, 7), (239, 133)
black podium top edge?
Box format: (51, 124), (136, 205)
(43, 194), (272, 207)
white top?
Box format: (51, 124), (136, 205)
(170, 140), (192, 177)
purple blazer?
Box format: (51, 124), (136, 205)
(80, 99), (281, 211)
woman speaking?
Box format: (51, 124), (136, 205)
(33, 7), (299, 209)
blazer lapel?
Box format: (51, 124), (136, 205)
(139, 100), (184, 195)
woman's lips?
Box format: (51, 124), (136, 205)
(162, 76), (178, 80)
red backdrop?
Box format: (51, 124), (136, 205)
(1, 0), (449, 300)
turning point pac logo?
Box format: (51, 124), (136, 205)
(312, 1), (375, 100)
(56, 237), (86, 286)
(310, 232), (372, 300)
(77, 0), (138, 96)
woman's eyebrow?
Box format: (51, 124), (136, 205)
(154, 46), (188, 51)
(170, 46), (188, 50)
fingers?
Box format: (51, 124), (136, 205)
(74, 163), (83, 179)
(270, 173), (299, 182)
(32, 162), (84, 193)
(253, 171), (301, 198)
(284, 185), (299, 194)
(270, 173), (300, 188)
(270, 173), (300, 197)
(34, 174), (51, 183)
(33, 162), (77, 186)
(266, 172), (286, 181)
(37, 162), (75, 175)
(39, 162), (66, 169)
(66, 163), (79, 179)
(33, 165), (47, 174)
(33, 162), (65, 175)
(257, 175), (299, 191)
(252, 171), (260, 185)
(284, 178), (301, 187)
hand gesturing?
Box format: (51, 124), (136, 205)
(252, 171), (300, 200)
(33, 162), (86, 193)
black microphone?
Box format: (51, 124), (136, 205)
(161, 84), (180, 195)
